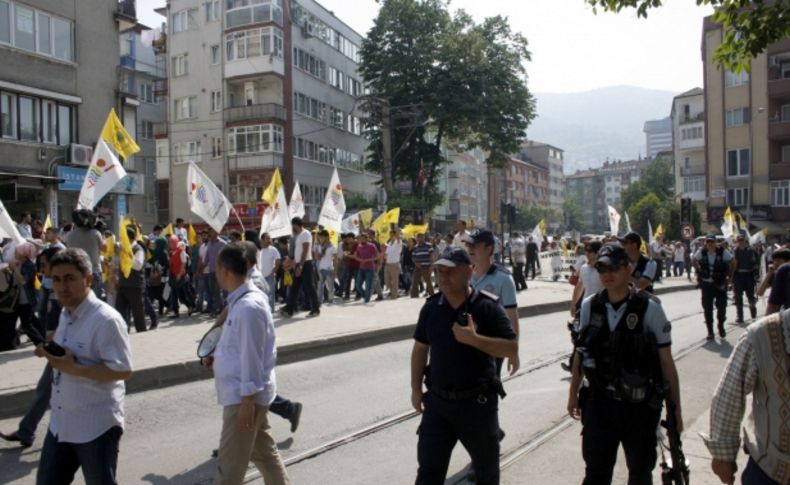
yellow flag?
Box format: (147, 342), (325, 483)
(43, 215), (52, 232)
(402, 223), (429, 239)
(560, 238), (569, 258)
(100, 108), (140, 161)
(262, 168), (283, 206)
(119, 216), (133, 278)
(188, 223), (198, 246)
(162, 223), (174, 237)
(371, 208), (400, 244)
(328, 229), (339, 245)
(102, 234), (116, 259)
(386, 207), (400, 224)
(654, 223), (664, 239)
(34, 275), (42, 290)
(358, 208), (373, 228)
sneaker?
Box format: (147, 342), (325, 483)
(706, 332), (715, 340)
(308, 310), (320, 317)
(289, 402), (303, 433)
(718, 325), (727, 338)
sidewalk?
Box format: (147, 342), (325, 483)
(0, 277), (696, 418)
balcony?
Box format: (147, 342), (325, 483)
(225, 103), (286, 125)
(770, 161), (790, 179)
(680, 165), (705, 176)
(153, 122), (168, 138)
(228, 153), (284, 172)
(678, 136), (704, 150)
(768, 77), (790, 98)
(225, 55), (284, 79)
(154, 79), (168, 96)
(678, 112), (704, 125)
(769, 119), (790, 141)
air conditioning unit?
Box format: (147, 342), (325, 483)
(770, 56), (779, 67)
(301, 20), (313, 37)
(69, 143), (93, 166)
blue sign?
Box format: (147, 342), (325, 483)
(57, 166), (86, 191)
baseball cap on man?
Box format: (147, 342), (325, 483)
(461, 228), (495, 247)
(705, 234), (716, 242)
(595, 243), (629, 269)
(617, 232), (642, 246)
(434, 247), (472, 267)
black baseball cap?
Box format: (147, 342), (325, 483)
(595, 243), (629, 269)
(617, 232), (642, 246)
(705, 234), (716, 242)
(736, 233), (746, 241)
(461, 228), (495, 247)
(434, 247), (472, 267)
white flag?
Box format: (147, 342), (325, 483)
(607, 205), (621, 237)
(260, 183), (291, 239)
(341, 212), (361, 235)
(625, 211), (633, 233)
(289, 180), (306, 219)
(317, 168), (345, 232)
(648, 220), (654, 245)
(186, 161), (230, 233)
(77, 139), (127, 210)
(0, 199), (25, 244)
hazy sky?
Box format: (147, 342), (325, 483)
(137, 0), (713, 94)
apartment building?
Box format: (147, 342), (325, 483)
(504, 156), (549, 208)
(643, 117), (673, 160)
(155, 0), (378, 227)
(565, 169), (600, 232)
(435, 146), (488, 228)
(702, 16), (790, 232)
(670, 88), (705, 211)
(519, 140), (564, 211)
(0, 0), (139, 229)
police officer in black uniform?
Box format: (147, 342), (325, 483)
(411, 247), (518, 485)
(692, 235), (735, 339)
(618, 232), (657, 293)
(732, 234), (758, 323)
(567, 243), (682, 485)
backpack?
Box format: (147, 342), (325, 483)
(0, 269), (19, 313)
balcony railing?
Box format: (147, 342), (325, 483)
(680, 166), (704, 176)
(225, 103), (286, 124)
(154, 79), (168, 96)
(770, 161), (790, 179)
(768, 76), (790, 98)
(153, 122), (168, 138)
(679, 112), (704, 125)
(769, 119), (790, 140)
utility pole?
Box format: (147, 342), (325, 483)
(380, 99), (393, 193)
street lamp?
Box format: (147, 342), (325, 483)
(747, 106), (765, 226)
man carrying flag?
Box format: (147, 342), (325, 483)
(317, 168), (346, 234)
(115, 221), (148, 333)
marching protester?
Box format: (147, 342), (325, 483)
(672, 241), (686, 277)
(205, 229), (227, 317)
(17, 211), (33, 239)
(167, 235), (195, 318)
(618, 231), (657, 292)
(567, 242), (682, 484)
(757, 248), (790, 300)
(352, 232), (379, 303)
(366, 229), (386, 301)
(411, 247), (518, 484)
(452, 220), (471, 249)
(732, 234), (758, 323)
(259, 233), (282, 309)
(384, 228), (403, 299)
(115, 226), (148, 333)
(410, 232), (435, 298)
(339, 233), (358, 301)
(649, 234), (666, 283)
(693, 235), (735, 339)
(65, 209), (105, 298)
(526, 235), (540, 280)
(315, 230), (338, 304)
(281, 217), (320, 317)
(510, 232), (528, 292)
(561, 240), (604, 373)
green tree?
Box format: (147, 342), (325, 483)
(563, 198), (585, 232)
(630, 193), (669, 239)
(359, 0), (536, 208)
(585, 0), (790, 71)
(620, 157), (675, 211)
(513, 205), (560, 232)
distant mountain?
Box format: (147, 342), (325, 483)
(526, 86), (681, 174)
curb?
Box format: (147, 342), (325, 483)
(0, 283), (697, 419)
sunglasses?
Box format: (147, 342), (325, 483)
(596, 264), (627, 274)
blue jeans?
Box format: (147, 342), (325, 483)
(356, 269), (375, 302)
(319, 269), (334, 303)
(37, 426), (123, 485)
(264, 275), (276, 309)
(742, 457), (780, 485)
(16, 364), (52, 444)
(206, 273), (221, 314)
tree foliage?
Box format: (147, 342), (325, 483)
(563, 198), (585, 232)
(513, 204), (561, 232)
(620, 157), (675, 211)
(359, 0), (536, 208)
(585, 0), (790, 71)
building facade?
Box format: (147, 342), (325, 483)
(643, 117), (673, 160)
(435, 146), (488, 228)
(156, 0), (378, 227)
(504, 156), (549, 209)
(519, 140), (564, 212)
(0, 0), (141, 229)
(670, 87), (706, 209)
(702, 16), (790, 233)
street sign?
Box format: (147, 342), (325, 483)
(682, 224), (695, 240)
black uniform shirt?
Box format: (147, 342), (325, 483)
(414, 288), (516, 391)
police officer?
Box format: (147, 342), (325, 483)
(692, 235), (735, 339)
(567, 243), (682, 485)
(411, 247), (518, 485)
(618, 232), (657, 293)
(732, 234), (758, 323)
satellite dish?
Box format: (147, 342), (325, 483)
(197, 326), (223, 359)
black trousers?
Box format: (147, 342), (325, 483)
(513, 263), (528, 291)
(581, 396), (661, 485)
(286, 260), (319, 313)
(733, 272), (757, 320)
(416, 391), (500, 485)
(37, 426), (122, 485)
(700, 281), (727, 332)
(526, 257), (538, 279)
(115, 286), (146, 332)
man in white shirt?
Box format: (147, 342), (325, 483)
(452, 220), (471, 249)
(17, 211), (32, 239)
(203, 243), (289, 485)
(315, 230), (338, 304)
(35, 248), (133, 485)
(115, 226), (149, 332)
(384, 228), (403, 299)
(259, 233), (281, 308)
(510, 232), (528, 291)
(282, 217), (320, 317)
(174, 218), (188, 243)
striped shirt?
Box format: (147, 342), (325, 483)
(412, 243), (433, 266)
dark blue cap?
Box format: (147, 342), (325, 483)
(434, 247), (472, 267)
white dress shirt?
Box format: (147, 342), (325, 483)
(213, 281), (277, 407)
(49, 291), (133, 444)
(385, 239), (403, 264)
(258, 246), (281, 277)
(294, 229), (313, 262)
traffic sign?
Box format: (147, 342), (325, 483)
(682, 224), (695, 240)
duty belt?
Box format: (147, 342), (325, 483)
(428, 380), (506, 401)
(737, 269), (754, 273)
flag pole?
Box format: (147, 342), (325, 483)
(232, 206), (246, 233)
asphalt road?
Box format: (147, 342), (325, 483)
(0, 289), (750, 484)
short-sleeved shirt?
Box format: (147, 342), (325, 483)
(294, 229), (313, 262)
(65, 228), (104, 273)
(49, 292), (133, 443)
(413, 289), (517, 390)
(694, 248), (734, 266)
(631, 256), (657, 288)
(579, 263), (604, 300)
(579, 290), (672, 348)
(204, 239), (227, 273)
(318, 244), (338, 271)
(470, 264), (518, 309)
(412, 243), (433, 266)
(768, 263), (790, 309)
(259, 246), (280, 277)
(510, 238), (527, 264)
(385, 239), (403, 264)
(355, 242), (378, 270)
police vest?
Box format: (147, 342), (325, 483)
(579, 289), (662, 405)
(631, 255), (654, 292)
(735, 247), (757, 273)
(699, 247), (728, 284)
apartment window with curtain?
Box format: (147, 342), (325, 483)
(0, 2), (73, 61)
(726, 148), (750, 177)
(771, 180), (790, 207)
(726, 188), (750, 207)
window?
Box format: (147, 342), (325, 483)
(725, 108), (750, 127)
(726, 188), (750, 207)
(174, 96), (197, 120)
(139, 83), (155, 103)
(771, 180), (790, 207)
(227, 124), (283, 154)
(210, 44), (220, 64)
(13, 5), (33, 51)
(212, 136), (222, 158)
(205, 0), (219, 22)
(172, 54), (188, 76)
(293, 47), (326, 80)
(725, 69), (749, 88)
(18, 95), (37, 141)
(783, 145), (790, 162)
(36, 12), (50, 55)
(782, 104), (790, 122)
(41, 99), (56, 143)
(52, 17), (71, 61)
(174, 140), (201, 164)
(210, 90), (222, 112)
(293, 92), (326, 122)
(682, 176), (704, 193)
(140, 121), (154, 139)
(1, 91), (16, 138)
(727, 148), (750, 177)
(172, 9), (198, 33)
(225, 27), (283, 61)
(0, 1), (9, 44)
(58, 104), (71, 145)
(0, 3), (72, 60)
(225, 0), (283, 29)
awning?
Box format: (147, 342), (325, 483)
(750, 220), (789, 235)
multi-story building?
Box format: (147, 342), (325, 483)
(155, 0), (378, 227)
(435, 146), (488, 229)
(670, 88), (706, 210)
(565, 169), (601, 232)
(643, 117), (673, 159)
(702, 16), (790, 233)
(0, 0), (141, 229)
(504, 156), (549, 208)
(519, 140), (564, 211)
